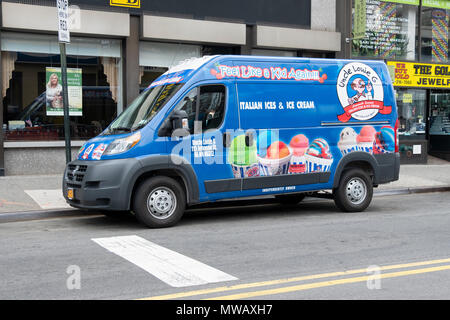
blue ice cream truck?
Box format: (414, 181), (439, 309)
(63, 55), (400, 228)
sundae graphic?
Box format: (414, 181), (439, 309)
(228, 134), (259, 178)
(305, 138), (333, 173)
(357, 125), (376, 153)
(373, 126), (395, 154)
(337, 62), (392, 122)
(338, 127), (358, 155)
(288, 134), (309, 174)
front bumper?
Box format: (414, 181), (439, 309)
(63, 158), (142, 211)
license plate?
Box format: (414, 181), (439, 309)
(67, 188), (74, 200)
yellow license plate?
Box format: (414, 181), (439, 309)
(67, 188), (74, 200)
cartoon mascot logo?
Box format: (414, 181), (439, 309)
(337, 62), (392, 122)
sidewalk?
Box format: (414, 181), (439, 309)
(0, 157), (449, 215)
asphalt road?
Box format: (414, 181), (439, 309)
(0, 192), (450, 300)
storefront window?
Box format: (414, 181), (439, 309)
(2, 32), (122, 141)
(352, 0), (418, 60)
(430, 90), (450, 135)
(421, 2), (449, 63)
(139, 42), (201, 91)
(396, 88), (426, 136)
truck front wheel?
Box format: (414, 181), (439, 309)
(133, 176), (186, 228)
(333, 168), (373, 212)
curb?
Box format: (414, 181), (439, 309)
(0, 208), (101, 223)
(0, 186), (449, 223)
(374, 186), (450, 197)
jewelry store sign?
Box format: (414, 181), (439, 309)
(387, 61), (450, 88)
(110, 0), (140, 8)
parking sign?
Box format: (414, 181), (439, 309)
(56, 0), (70, 43)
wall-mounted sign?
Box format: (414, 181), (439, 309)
(109, 0), (140, 8)
(402, 93), (413, 103)
(387, 61), (450, 88)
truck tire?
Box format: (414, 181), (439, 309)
(275, 193), (306, 205)
(333, 168), (373, 212)
(133, 176), (186, 228)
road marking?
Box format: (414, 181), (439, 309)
(92, 235), (238, 288)
(207, 264), (450, 300)
(24, 189), (70, 209)
(141, 257), (450, 300)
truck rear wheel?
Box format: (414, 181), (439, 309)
(133, 176), (186, 228)
(333, 168), (373, 212)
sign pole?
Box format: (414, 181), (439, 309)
(60, 42), (71, 163)
(57, 0), (71, 163)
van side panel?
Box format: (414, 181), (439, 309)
(201, 58), (398, 199)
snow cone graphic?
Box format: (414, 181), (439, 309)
(81, 144), (95, 160)
(305, 138), (333, 172)
(258, 141), (292, 176)
(373, 126), (395, 154)
(356, 125), (376, 153)
(92, 144), (107, 160)
(228, 134), (259, 178)
(256, 130), (279, 158)
(338, 127), (358, 155)
(288, 134), (309, 174)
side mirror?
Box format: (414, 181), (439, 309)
(158, 110), (189, 137)
(170, 110), (189, 138)
(171, 110), (188, 129)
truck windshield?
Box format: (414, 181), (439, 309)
(103, 83), (183, 135)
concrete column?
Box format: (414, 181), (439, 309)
(335, 0), (352, 59)
(0, 31), (5, 176)
(311, 0), (336, 32)
(124, 15), (140, 108)
(240, 25), (254, 55)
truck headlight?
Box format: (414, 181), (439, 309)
(104, 131), (141, 155)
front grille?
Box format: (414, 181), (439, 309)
(66, 164), (88, 186)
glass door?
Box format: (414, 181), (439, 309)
(429, 91), (450, 136)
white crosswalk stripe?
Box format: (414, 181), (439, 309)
(92, 235), (238, 288)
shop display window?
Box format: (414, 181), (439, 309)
(421, 5), (449, 63)
(396, 88), (426, 136)
(2, 33), (122, 141)
(352, 0), (418, 61)
(430, 90), (450, 135)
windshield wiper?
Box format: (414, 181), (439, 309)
(131, 123), (147, 131)
(111, 126), (132, 132)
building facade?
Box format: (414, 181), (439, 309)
(1, 0), (448, 175)
(0, 0), (341, 175)
(350, 0), (450, 163)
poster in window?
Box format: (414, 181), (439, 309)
(46, 67), (82, 116)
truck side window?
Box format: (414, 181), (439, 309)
(172, 88), (197, 134)
(198, 85), (226, 131)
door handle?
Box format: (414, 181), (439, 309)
(223, 132), (231, 148)
(245, 131), (254, 147)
